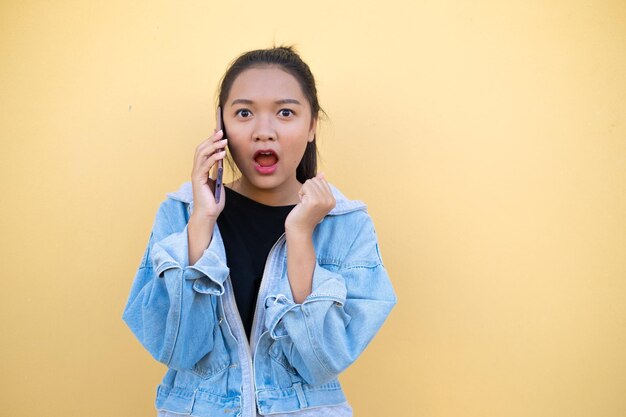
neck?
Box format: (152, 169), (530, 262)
(227, 177), (302, 206)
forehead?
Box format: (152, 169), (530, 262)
(227, 66), (306, 102)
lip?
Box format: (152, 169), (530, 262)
(253, 149), (279, 160)
(253, 149), (279, 175)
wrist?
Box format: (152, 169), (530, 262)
(190, 209), (218, 223)
(187, 213), (216, 265)
(285, 223), (314, 237)
(189, 212), (217, 232)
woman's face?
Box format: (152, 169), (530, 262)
(223, 66), (316, 200)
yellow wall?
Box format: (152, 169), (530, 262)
(1, 1), (625, 416)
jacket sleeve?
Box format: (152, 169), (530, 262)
(121, 200), (230, 371)
(264, 212), (397, 386)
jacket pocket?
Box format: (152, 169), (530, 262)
(190, 310), (231, 379)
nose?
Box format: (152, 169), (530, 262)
(253, 115), (276, 142)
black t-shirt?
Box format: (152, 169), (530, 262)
(216, 186), (296, 340)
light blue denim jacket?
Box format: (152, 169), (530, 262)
(122, 181), (397, 416)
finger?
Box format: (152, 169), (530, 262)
(205, 138), (228, 156)
(204, 149), (227, 169)
(196, 139), (228, 165)
(193, 144), (225, 180)
(309, 175), (327, 192)
(298, 180), (315, 201)
(310, 179), (326, 197)
(311, 175), (334, 206)
(303, 178), (324, 201)
(195, 150), (226, 180)
(200, 131), (226, 152)
(201, 155), (224, 185)
(199, 129), (224, 148)
(194, 130), (224, 157)
(318, 175), (333, 196)
(312, 172), (331, 191)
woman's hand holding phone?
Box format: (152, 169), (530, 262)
(190, 129), (227, 219)
(187, 128), (227, 265)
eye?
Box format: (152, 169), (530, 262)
(278, 109), (294, 117)
(236, 109), (252, 118)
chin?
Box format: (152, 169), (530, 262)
(245, 173), (285, 189)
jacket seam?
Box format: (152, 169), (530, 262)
(140, 232), (153, 268)
(343, 216), (369, 258)
(339, 262), (383, 271)
(303, 305), (334, 380)
(162, 268), (183, 366)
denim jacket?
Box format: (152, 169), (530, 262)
(122, 181), (397, 416)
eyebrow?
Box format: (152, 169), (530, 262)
(230, 98), (302, 106)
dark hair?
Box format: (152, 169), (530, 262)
(218, 46), (322, 183)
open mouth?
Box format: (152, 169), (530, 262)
(253, 149), (279, 174)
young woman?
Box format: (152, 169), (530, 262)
(123, 46), (397, 417)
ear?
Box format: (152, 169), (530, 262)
(308, 117), (318, 142)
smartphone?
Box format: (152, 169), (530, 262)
(214, 106), (225, 203)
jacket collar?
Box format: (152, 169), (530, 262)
(166, 181), (367, 216)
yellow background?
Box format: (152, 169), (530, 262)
(1, 1), (625, 416)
